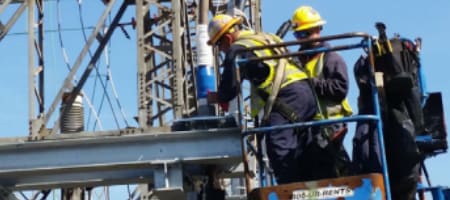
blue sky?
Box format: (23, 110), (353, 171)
(1, 0), (449, 199)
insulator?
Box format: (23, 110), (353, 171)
(60, 93), (84, 133)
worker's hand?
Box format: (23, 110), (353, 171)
(207, 91), (219, 104)
(219, 102), (229, 112)
(207, 91), (229, 111)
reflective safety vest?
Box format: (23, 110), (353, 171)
(234, 32), (308, 117)
(305, 53), (353, 119)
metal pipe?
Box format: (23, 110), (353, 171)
(367, 38), (392, 200)
(199, 0), (208, 24)
(28, 0), (36, 136)
(240, 42), (367, 63)
(242, 115), (380, 136)
(196, 0), (216, 115)
(237, 32), (371, 52)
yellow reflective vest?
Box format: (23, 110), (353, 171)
(234, 32), (308, 117)
(305, 53), (353, 119)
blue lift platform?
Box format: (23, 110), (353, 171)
(232, 32), (449, 200)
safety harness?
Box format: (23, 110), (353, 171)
(305, 53), (353, 120)
(235, 32), (307, 122)
(237, 32), (351, 177)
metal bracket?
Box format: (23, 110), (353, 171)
(153, 162), (185, 199)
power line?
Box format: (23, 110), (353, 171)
(5, 26), (95, 36)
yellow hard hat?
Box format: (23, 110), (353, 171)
(291, 6), (326, 31)
(207, 14), (242, 46)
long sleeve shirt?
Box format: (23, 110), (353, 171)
(299, 42), (349, 102)
(217, 44), (270, 103)
(217, 41), (317, 123)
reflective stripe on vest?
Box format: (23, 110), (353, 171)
(305, 53), (353, 119)
(235, 33), (308, 117)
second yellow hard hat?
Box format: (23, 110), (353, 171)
(291, 6), (326, 31)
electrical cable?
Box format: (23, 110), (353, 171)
(103, 30), (131, 128)
(78, 0), (132, 129)
(76, 0), (105, 130)
(76, 0), (123, 130)
(56, 0), (104, 130)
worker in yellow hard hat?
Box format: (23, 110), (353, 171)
(208, 15), (317, 183)
(291, 5), (326, 48)
(290, 5), (353, 180)
(207, 14), (320, 184)
(207, 14), (242, 46)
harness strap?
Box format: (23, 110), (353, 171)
(240, 33), (289, 122)
(257, 88), (351, 177)
(263, 57), (287, 122)
(256, 89), (300, 123)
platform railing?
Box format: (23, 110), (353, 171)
(233, 32), (393, 200)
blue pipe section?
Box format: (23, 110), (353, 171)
(195, 23), (215, 108)
(195, 65), (216, 98)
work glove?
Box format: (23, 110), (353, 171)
(218, 102), (229, 112)
(207, 91), (229, 112)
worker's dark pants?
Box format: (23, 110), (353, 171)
(353, 120), (383, 174)
(296, 123), (352, 182)
(264, 82), (350, 184)
(265, 116), (304, 184)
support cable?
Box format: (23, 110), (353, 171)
(77, 0), (106, 131)
(86, 62), (102, 130)
(76, 0), (122, 129)
(103, 30), (131, 128)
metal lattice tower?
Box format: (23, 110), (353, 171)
(135, 0), (198, 128)
(0, 0), (261, 132)
(0, 0), (262, 199)
(135, 0), (262, 128)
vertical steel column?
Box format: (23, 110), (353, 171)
(249, 0), (261, 32)
(136, 0), (198, 127)
(135, 0), (151, 128)
(27, 0), (44, 139)
(28, 0), (37, 137)
(171, 0), (184, 119)
(183, 0), (199, 117)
